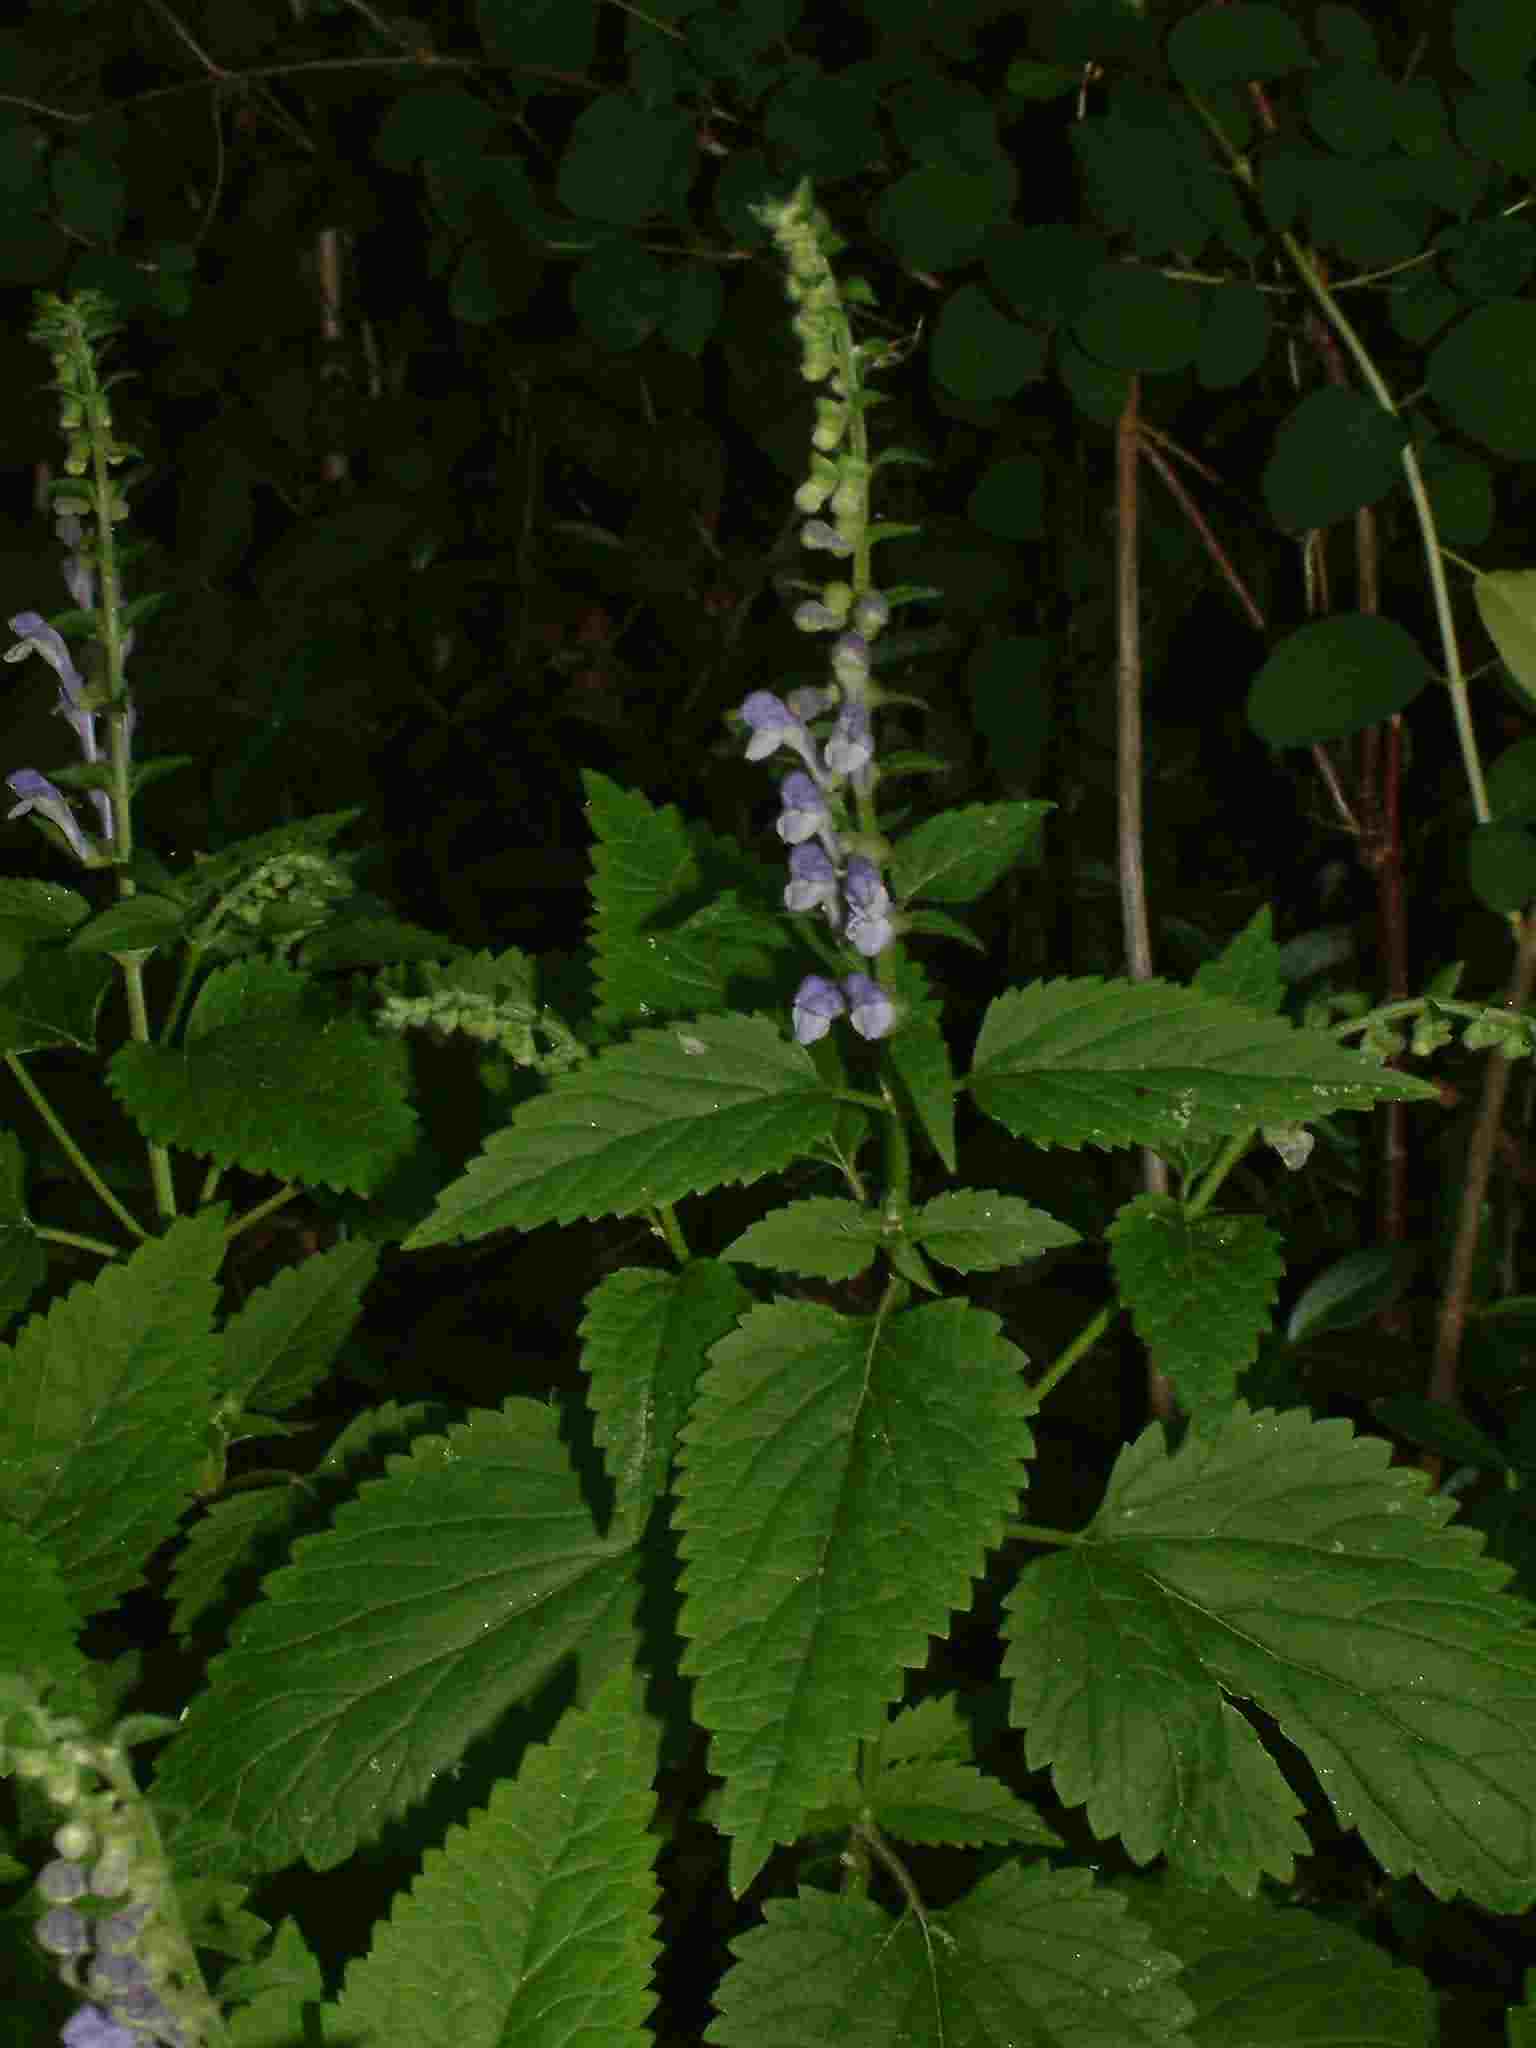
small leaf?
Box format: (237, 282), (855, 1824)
(1285, 1245), (1422, 1341)
(1248, 614), (1431, 747)
(909, 1190), (1079, 1274)
(1477, 569), (1536, 709)
(891, 801), (1052, 903)
(1108, 1195), (1284, 1412)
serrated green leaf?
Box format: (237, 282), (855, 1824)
(66, 894), (187, 953)
(676, 1297), (1034, 1893)
(909, 1190), (1079, 1274)
(584, 770), (787, 1031)
(870, 1757), (1064, 1849)
(406, 1013), (839, 1248)
(0, 877), (90, 956)
(1120, 1877), (1433, 2046)
(0, 1210), (226, 1618)
(1192, 905), (1286, 1015)
(722, 1198), (883, 1282)
(1108, 1195), (1284, 1411)
(884, 984), (957, 1173)
(329, 1672), (659, 2048)
(579, 1261), (748, 1519)
(178, 811), (362, 906)
(110, 976), (415, 1197)
(153, 1400), (639, 1871)
(297, 918), (461, 970)
(168, 1487), (298, 1639)
(1007, 1404), (1536, 1908)
(0, 946), (112, 1052)
(218, 1239), (380, 1414)
(708, 1866), (1192, 2047)
(890, 801), (1052, 904)
(0, 1520), (85, 1694)
(968, 976), (1435, 1152)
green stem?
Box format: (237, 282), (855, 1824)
(4, 1050), (148, 1239)
(1186, 90), (1493, 831)
(224, 1181), (301, 1241)
(118, 952), (177, 1219)
(35, 1224), (121, 1257)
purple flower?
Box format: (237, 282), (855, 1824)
(62, 2008), (137, 2048)
(738, 690), (822, 775)
(776, 770), (833, 848)
(37, 1860), (89, 1903)
(35, 1906), (92, 1957)
(830, 633), (870, 690)
(784, 843), (840, 922)
(793, 600), (844, 633)
(6, 769), (94, 864)
(843, 856), (895, 957)
(824, 700), (873, 779)
(792, 974), (845, 1045)
(57, 516), (97, 613)
(800, 519), (854, 556)
(844, 972), (896, 1041)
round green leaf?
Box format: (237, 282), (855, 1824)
(1247, 614), (1431, 747)
(931, 286), (1044, 402)
(1056, 331), (1132, 426)
(661, 263), (723, 356)
(967, 456), (1046, 540)
(1071, 265), (1201, 373)
(1467, 820), (1536, 913)
(1454, 0), (1536, 86)
(874, 162), (1016, 274)
(1168, 3), (1312, 91)
(1422, 452), (1494, 546)
(375, 89), (497, 169)
(1263, 387), (1407, 531)
(556, 99), (694, 226)
(1196, 284), (1270, 389)
(1429, 300), (1536, 457)
(1486, 739), (1536, 822)
(1307, 66), (1399, 158)
(1442, 218), (1536, 299)
(569, 238), (669, 351)
(986, 222), (1107, 326)
(1314, 5), (1378, 65)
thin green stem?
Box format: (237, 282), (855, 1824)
(1028, 1301), (1117, 1410)
(1186, 90), (1493, 832)
(35, 1224), (121, 1257)
(5, 1051), (148, 1239)
(224, 1181), (302, 1241)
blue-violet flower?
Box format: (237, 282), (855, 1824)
(844, 972), (896, 1041)
(792, 974), (846, 1045)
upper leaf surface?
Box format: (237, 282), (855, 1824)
(1008, 1404), (1536, 1909)
(675, 1297), (1034, 1894)
(0, 1210), (226, 1617)
(707, 1866), (1192, 2047)
(407, 1013), (840, 1248)
(330, 1672), (659, 2048)
(968, 978), (1434, 1150)
(153, 1400), (638, 1871)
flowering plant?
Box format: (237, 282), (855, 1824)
(3, 202), (1536, 2048)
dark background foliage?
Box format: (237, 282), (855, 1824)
(4, 0), (1536, 2036)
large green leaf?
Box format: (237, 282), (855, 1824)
(0, 1210), (226, 1618)
(1120, 1879), (1433, 2047)
(406, 1012), (841, 1248)
(153, 1400), (639, 1871)
(676, 1297), (1034, 1894)
(967, 976), (1435, 1151)
(1429, 300), (1536, 458)
(1006, 1404), (1536, 1908)
(329, 1672), (659, 2048)
(109, 962), (416, 1197)
(708, 1867), (1193, 2048)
